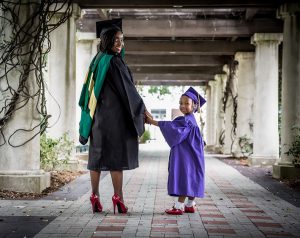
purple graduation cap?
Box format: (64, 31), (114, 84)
(182, 87), (206, 112)
(96, 18), (122, 38)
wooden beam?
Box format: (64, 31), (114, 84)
(96, 9), (109, 19)
(74, 0), (284, 9)
(245, 8), (259, 21)
(124, 19), (283, 37)
(130, 66), (224, 74)
(135, 80), (207, 86)
(133, 73), (215, 81)
(230, 36), (239, 42)
(78, 18), (283, 37)
(125, 55), (230, 66)
(125, 40), (254, 55)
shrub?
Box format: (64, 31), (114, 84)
(140, 130), (151, 143)
(40, 132), (74, 171)
(238, 135), (253, 157)
(285, 127), (300, 167)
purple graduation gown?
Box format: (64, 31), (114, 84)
(158, 113), (205, 198)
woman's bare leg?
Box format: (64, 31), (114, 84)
(90, 170), (101, 197)
(110, 170), (124, 201)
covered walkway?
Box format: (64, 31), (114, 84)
(1, 143), (299, 238)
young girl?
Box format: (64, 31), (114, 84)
(146, 87), (206, 215)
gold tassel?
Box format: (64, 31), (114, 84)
(197, 93), (203, 129)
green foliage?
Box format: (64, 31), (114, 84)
(136, 85), (145, 97)
(140, 130), (151, 143)
(148, 86), (171, 100)
(238, 135), (253, 157)
(40, 132), (74, 171)
(285, 127), (300, 166)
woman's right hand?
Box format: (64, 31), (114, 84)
(144, 110), (153, 120)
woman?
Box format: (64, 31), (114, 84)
(78, 18), (149, 214)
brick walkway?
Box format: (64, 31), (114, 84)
(1, 143), (300, 238)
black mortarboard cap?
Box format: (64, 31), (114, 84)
(96, 18), (122, 38)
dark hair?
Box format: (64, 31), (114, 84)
(99, 27), (122, 53)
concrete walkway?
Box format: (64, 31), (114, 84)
(1, 142), (300, 238)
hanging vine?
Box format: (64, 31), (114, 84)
(0, 0), (73, 147)
(220, 59), (239, 154)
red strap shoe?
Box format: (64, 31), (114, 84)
(112, 194), (128, 214)
(165, 207), (183, 215)
(90, 193), (103, 213)
(184, 205), (196, 213)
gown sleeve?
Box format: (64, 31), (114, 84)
(158, 116), (191, 147)
(107, 56), (145, 136)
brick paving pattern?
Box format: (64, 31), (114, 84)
(0, 145), (299, 238)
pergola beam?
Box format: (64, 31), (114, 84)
(126, 55), (230, 67)
(78, 18), (283, 37)
(74, 0), (284, 9)
(245, 8), (259, 20)
(96, 9), (109, 19)
(123, 19), (283, 37)
(125, 40), (254, 55)
(133, 73), (215, 81)
(135, 80), (207, 86)
(130, 66), (224, 74)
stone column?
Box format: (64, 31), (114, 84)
(205, 85), (212, 148)
(232, 52), (255, 157)
(223, 64), (238, 155)
(250, 33), (282, 166)
(214, 74), (227, 153)
(273, 4), (300, 179)
(46, 4), (81, 143)
(76, 33), (98, 143)
(206, 81), (218, 151)
(0, 3), (50, 193)
(278, 4), (300, 162)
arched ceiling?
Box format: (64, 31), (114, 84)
(74, 0), (284, 86)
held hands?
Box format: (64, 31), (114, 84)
(144, 110), (153, 124)
(144, 110), (158, 126)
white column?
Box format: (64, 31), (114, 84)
(278, 4), (300, 162)
(46, 4), (81, 142)
(0, 3), (50, 193)
(205, 85), (212, 147)
(250, 33), (282, 166)
(206, 81), (218, 151)
(76, 33), (98, 143)
(214, 74), (227, 153)
(232, 52), (255, 157)
(223, 64), (238, 155)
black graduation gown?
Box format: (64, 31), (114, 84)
(88, 53), (145, 171)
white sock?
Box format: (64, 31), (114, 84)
(174, 201), (184, 210)
(186, 199), (196, 207)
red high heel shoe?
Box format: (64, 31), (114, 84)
(90, 193), (103, 213)
(112, 194), (128, 214)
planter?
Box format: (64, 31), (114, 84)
(272, 162), (300, 179)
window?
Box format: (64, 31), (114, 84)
(151, 109), (166, 120)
